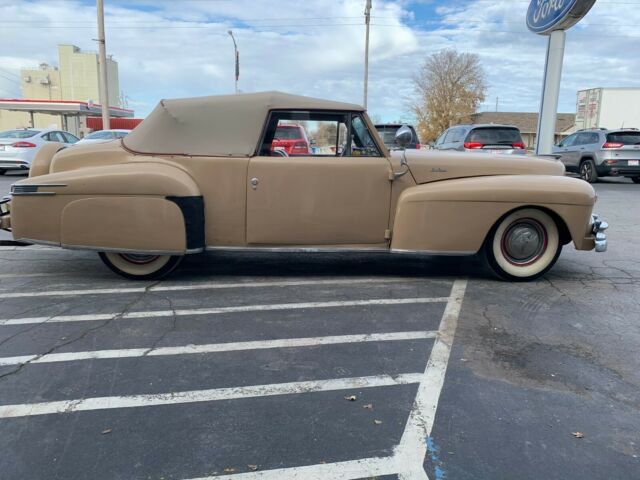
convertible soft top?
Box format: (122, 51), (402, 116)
(123, 91), (364, 157)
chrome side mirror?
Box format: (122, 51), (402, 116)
(394, 125), (413, 149)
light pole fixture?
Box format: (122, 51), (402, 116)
(363, 0), (372, 109)
(228, 30), (239, 94)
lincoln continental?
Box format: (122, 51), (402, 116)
(0, 92), (608, 281)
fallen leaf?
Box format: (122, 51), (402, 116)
(344, 395), (357, 401)
(374, 419), (383, 425)
(247, 465), (258, 471)
(101, 428), (112, 435)
(362, 404), (373, 410)
(572, 432), (585, 439)
(224, 468), (236, 473)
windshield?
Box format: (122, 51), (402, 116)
(467, 127), (522, 144)
(0, 129), (39, 139)
(607, 132), (640, 145)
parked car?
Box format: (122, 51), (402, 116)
(553, 128), (640, 183)
(0, 128), (78, 174)
(270, 124), (310, 155)
(434, 124), (526, 155)
(375, 124), (421, 150)
(75, 129), (131, 145)
(0, 92), (607, 282)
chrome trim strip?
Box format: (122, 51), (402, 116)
(12, 192), (57, 196)
(206, 246), (476, 256)
(16, 239), (203, 255)
(206, 246), (389, 254)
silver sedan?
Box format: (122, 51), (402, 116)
(0, 128), (79, 175)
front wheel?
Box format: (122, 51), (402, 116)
(482, 208), (562, 282)
(631, 177), (640, 184)
(99, 252), (183, 280)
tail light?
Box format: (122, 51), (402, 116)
(464, 142), (484, 149)
(602, 142), (623, 149)
(415, 143), (421, 149)
(291, 141), (308, 153)
(512, 142), (526, 149)
(11, 141), (37, 148)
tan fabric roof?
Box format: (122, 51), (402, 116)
(123, 91), (364, 157)
(468, 112), (576, 134)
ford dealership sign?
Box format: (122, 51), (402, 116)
(527, 0), (596, 35)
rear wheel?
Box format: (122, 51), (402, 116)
(0, 169), (6, 176)
(579, 159), (598, 183)
(483, 208), (562, 282)
(99, 252), (183, 280)
(631, 177), (640, 184)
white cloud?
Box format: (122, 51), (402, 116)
(0, 0), (638, 122)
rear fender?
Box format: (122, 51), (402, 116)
(391, 175), (596, 253)
(29, 142), (66, 177)
(11, 163), (204, 253)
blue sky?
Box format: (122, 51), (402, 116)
(1, 0), (639, 121)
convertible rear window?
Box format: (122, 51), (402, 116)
(467, 127), (522, 144)
(606, 132), (640, 145)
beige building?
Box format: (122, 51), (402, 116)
(0, 44), (122, 133)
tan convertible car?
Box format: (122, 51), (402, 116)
(0, 92), (608, 281)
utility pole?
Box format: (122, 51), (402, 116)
(228, 30), (239, 94)
(96, 0), (110, 129)
(495, 96), (499, 112)
(363, 0), (372, 109)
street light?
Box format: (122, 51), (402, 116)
(363, 0), (372, 109)
(228, 30), (239, 94)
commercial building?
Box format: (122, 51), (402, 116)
(0, 44), (129, 135)
(466, 112), (576, 149)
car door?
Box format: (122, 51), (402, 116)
(555, 133), (579, 169)
(246, 111), (392, 246)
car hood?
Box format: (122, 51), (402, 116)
(395, 150), (565, 184)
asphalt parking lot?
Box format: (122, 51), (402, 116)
(0, 172), (638, 480)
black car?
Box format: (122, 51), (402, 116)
(375, 124), (421, 150)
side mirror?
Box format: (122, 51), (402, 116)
(310, 139), (317, 145)
(428, 141), (435, 148)
(394, 125), (413, 149)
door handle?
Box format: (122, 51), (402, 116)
(250, 177), (259, 190)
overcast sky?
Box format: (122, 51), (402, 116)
(0, 0), (638, 120)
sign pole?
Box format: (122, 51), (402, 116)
(535, 29), (565, 155)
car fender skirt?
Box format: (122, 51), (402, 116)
(391, 175), (596, 253)
(166, 196), (205, 250)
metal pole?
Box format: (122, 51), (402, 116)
(363, 0), (372, 109)
(228, 30), (239, 94)
(96, 0), (110, 129)
(535, 29), (565, 155)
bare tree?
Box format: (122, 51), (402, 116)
(412, 49), (487, 143)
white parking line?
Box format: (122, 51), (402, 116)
(0, 296), (449, 326)
(180, 279), (468, 480)
(0, 330), (438, 366)
(0, 373), (424, 419)
(0, 277), (426, 298)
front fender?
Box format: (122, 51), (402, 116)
(11, 163), (204, 253)
(391, 175), (596, 253)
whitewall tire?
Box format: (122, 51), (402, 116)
(99, 252), (183, 280)
(483, 208), (562, 281)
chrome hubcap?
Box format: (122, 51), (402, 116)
(119, 254), (159, 265)
(502, 219), (547, 265)
(581, 164), (591, 180)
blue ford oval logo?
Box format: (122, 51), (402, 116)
(527, 0), (596, 35)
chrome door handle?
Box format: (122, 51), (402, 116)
(250, 177), (259, 190)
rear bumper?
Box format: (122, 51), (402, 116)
(597, 163), (640, 177)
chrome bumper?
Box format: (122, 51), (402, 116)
(591, 214), (608, 253)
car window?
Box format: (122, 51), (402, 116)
(559, 134), (577, 147)
(0, 129), (40, 139)
(435, 131), (447, 145)
(62, 132), (79, 143)
(467, 127), (522, 144)
(50, 132), (66, 143)
(350, 115), (382, 157)
(444, 128), (463, 143)
(606, 132), (640, 145)
(576, 132), (599, 145)
(260, 111), (361, 157)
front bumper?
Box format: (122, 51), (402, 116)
(591, 214), (608, 253)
